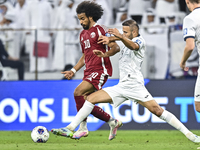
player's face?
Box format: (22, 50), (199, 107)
(122, 26), (133, 40)
(77, 13), (90, 30)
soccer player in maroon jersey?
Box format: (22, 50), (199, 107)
(51, 1), (121, 140)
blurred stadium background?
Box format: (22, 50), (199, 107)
(0, 0), (200, 135)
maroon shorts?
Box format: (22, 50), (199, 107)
(83, 71), (108, 90)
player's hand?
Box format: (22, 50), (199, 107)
(93, 50), (106, 57)
(108, 28), (122, 39)
(61, 70), (74, 80)
(180, 63), (189, 71)
(98, 35), (109, 45)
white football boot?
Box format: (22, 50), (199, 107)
(108, 119), (123, 140)
(187, 133), (200, 143)
(72, 121), (89, 139)
(51, 127), (73, 138)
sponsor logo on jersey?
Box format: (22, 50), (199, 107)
(196, 94), (200, 97)
(183, 28), (187, 36)
(90, 32), (96, 38)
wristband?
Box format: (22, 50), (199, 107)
(71, 68), (76, 74)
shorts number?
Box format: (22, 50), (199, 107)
(86, 72), (98, 81)
(84, 39), (91, 49)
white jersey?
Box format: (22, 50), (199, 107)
(119, 35), (145, 84)
(183, 7), (200, 102)
(183, 7), (200, 65)
(103, 34), (153, 108)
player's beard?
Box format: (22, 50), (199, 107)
(129, 33), (133, 40)
(82, 20), (90, 30)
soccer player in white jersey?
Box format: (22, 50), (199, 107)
(180, 0), (200, 113)
(54, 19), (200, 143)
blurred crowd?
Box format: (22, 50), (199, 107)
(0, 0), (189, 80)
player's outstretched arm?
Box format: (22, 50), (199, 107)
(61, 70), (74, 80)
(108, 28), (139, 50)
(107, 41), (120, 56)
(98, 35), (119, 45)
(180, 38), (195, 71)
(61, 54), (85, 79)
(94, 41), (120, 57)
(97, 35), (120, 57)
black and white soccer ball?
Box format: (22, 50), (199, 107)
(31, 126), (49, 143)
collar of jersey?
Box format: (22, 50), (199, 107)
(93, 23), (98, 27)
(194, 7), (200, 11)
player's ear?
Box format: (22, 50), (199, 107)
(89, 16), (93, 22)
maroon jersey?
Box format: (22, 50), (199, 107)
(79, 24), (112, 76)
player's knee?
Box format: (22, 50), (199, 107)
(195, 102), (200, 113)
(87, 95), (92, 103)
(151, 106), (163, 117)
(195, 107), (200, 113)
(73, 88), (83, 96)
(87, 95), (96, 104)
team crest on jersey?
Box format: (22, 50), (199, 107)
(81, 37), (83, 41)
(136, 39), (142, 45)
(90, 32), (96, 38)
(105, 33), (111, 37)
(183, 28), (187, 36)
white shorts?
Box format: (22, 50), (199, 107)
(103, 82), (153, 108)
(195, 72), (200, 102)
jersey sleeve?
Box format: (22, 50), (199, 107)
(133, 37), (144, 50)
(183, 16), (195, 41)
(79, 31), (84, 53)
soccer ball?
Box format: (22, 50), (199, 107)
(31, 126), (49, 143)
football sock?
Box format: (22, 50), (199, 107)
(91, 105), (111, 122)
(74, 96), (85, 111)
(74, 96), (111, 122)
(79, 121), (88, 130)
(74, 96), (87, 121)
(68, 100), (94, 131)
(159, 110), (192, 136)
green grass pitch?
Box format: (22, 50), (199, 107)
(1, 130), (200, 150)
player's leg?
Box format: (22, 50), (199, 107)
(67, 89), (112, 131)
(51, 81), (95, 138)
(139, 100), (200, 143)
(69, 89), (122, 140)
(74, 79), (112, 122)
(72, 80), (112, 139)
(72, 81), (94, 138)
(195, 101), (200, 113)
(87, 89), (123, 140)
(74, 80), (95, 114)
(194, 75), (200, 112)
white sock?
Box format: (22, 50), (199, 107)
(67, 100), (94, 131)
(79, 121), (87, 130)
(159, 110), (192, 136)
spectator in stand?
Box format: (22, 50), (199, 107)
(94, 0), (113, 25)
(25, 0), (53, 72)
(127, 0), (153, 25)
(154, 0), (179, 24)
(52, 0), (80, 71)
(13, 0), (28, 58)
(141, 8), (164, 34)
(0, 11), (24, 80)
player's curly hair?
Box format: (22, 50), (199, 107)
(76, 1), (103, 22)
